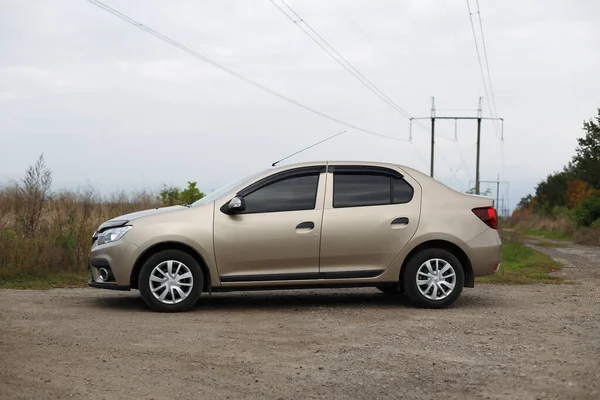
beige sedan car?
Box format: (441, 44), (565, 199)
(89, 161), (502, 312)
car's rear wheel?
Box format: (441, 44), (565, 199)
(138, 249), (203, 312)
(402, 248), (464, 309)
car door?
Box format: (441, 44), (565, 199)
(214, 166), (326, 283)
(318, 165), (421, 277)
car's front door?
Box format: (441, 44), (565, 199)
(214, 166), (326, 283)
(319, 165), (421, 277)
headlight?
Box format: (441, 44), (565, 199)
(97, 226), (132, 245)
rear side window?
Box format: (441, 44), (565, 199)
(243, 174), (319, 213)
(333, 172), (413, 208)
(393, 176), (413, 203)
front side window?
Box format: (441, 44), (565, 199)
(333, 172), (413, 208)
(242, 174), (319, 213)
(190, 169), (267, 207)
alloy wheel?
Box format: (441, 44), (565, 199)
(149, 260), (194, 304)
(415, 258), (456, 301)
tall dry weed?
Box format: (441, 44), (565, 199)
(509, 214), (575, 235)
(0, 186), (159, 279)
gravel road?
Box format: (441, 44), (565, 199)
(1, 241), (599, 400)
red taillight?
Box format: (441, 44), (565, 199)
(472, 207), (498, 229)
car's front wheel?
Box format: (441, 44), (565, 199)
(138, 249), (204, 312)
(402, 248), (464, 309)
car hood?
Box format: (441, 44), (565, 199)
(98, 205), (188, 231)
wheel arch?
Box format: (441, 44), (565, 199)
(399, 239), (474, 288)
(130, 241), (211, 291)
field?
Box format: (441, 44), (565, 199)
(1, 236), (600, 399)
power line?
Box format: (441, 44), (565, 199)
(466, 1), (505, 198)
(270, 0), (429, 132)
(437, 133), (456, 142)
(85, 0), (407, 142)
(465, 0), (500, 139)
(271, 0), (409, 118)
(410, 141), (430, 170)
(500, 130), (507, 180)
(437, 142), (468, 192)
(475, 0), (499, 127)
(455, 138), (473, 180)
(87, 0), (458, 182)
(447, 167), (467, 192)
(449, 117), (474, 185)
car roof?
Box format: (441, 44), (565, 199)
(271, 160), (414, 171)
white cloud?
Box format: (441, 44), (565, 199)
(0, 0), (598, 209)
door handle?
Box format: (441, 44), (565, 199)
(391, 217), (409, 225)
(296, 221), (315, 230)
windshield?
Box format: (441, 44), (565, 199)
(190, 169), (268, 207)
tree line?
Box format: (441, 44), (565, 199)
(514, 108), (600, 228)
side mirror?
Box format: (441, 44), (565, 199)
(227, 196), (246, 213)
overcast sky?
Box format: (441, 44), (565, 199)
(1, 0), (599, 212)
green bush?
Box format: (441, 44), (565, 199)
(0, 229), (17, 241)
(157, 185), (181, 206)
(551, 206), (571, 219)
(157, 181), (204, 206)
(573, 195), (600, 227)
(180, 182), (204, 205)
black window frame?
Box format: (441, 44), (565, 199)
(221, 165), (325, 215)
(330, 165), (414, 209)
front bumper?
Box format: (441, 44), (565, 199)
(88, 273), (130, 291)
(88, 238), (140, 287)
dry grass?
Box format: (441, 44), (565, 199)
(508, 214), (600, 247)
(509, 215), (575, 237)
(572, 227), (600, 246)
(0, 184), (159, 284)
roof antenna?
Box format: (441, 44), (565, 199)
(271, 130), (347, 167)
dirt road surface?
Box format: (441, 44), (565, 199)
(1, 240), (599, 400)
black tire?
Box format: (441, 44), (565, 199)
(376, 285), (404, 295)
(138, 249), (204, 313)
(402, 248), (464, 309)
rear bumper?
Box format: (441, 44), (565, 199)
(466, 229), (503, 277)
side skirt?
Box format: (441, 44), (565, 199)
(217, 269), (388, 291)
(212, 281), (393, 292)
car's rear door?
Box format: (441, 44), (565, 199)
(318, 165), (421, 277)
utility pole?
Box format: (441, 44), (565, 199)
(430, 97), (436, 178)
(471, 177), (509, 215)
(496, 173), (500, 213)
(411, 98), (503, 195)
(475, 97), (482, 195)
